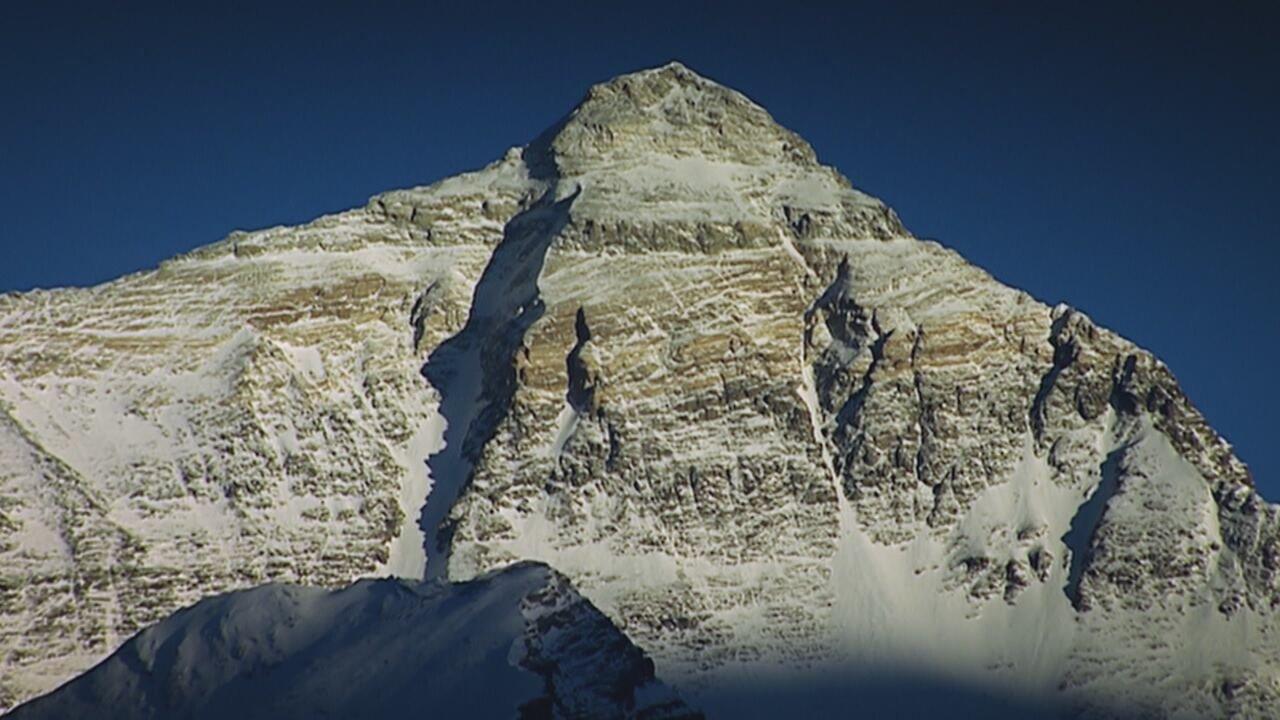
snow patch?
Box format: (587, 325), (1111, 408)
(380, 410), (445, 580)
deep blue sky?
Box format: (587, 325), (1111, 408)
(2, 2), (1276, 496)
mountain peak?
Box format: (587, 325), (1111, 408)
(6, 62), (1275, 720)
(535, 62), (819, 175)
(598, 60), (720, 93)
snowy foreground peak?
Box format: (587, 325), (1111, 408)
(1, 63), (1279, 718)
(9, 563), (702, 720)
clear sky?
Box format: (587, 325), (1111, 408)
(2, 2), (1276, 496)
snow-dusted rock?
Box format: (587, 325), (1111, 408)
(1, 62), (1277, 717)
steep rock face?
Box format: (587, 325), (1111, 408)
(0, 62), (1277, 717)
(9, 562), (702, 720)
(425, 64), (1279, 717)
(0, 155), (537, 708)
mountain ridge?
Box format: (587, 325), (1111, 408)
(8, 562), (703, 720)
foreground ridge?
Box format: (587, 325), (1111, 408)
(0, 63), (1276, 717)
(10, 562), (702, 720)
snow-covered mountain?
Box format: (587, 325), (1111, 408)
(7, 562), (700, 719)
(2, 62), (1278, 717)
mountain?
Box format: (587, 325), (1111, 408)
(7, 562), (700, 719)
(1, 62), (1277, 717)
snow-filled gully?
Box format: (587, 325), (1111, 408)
(415, 184), (578, 581)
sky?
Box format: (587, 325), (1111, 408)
(1, 1), (1276, 495)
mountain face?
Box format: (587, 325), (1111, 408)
(1, 62), (1278, 717)
(8, 562), (701, 720)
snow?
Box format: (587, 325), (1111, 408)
(10, 566), (554, 720)
(380, 410), (445, 580)
(275, 341), (325, 382)
(548, 401), (581, 458)
(778, 230), (818, 280)
(419, 354), (484, 581)
(419, 188), (575, 580)
(822, 433), (1081, 701)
